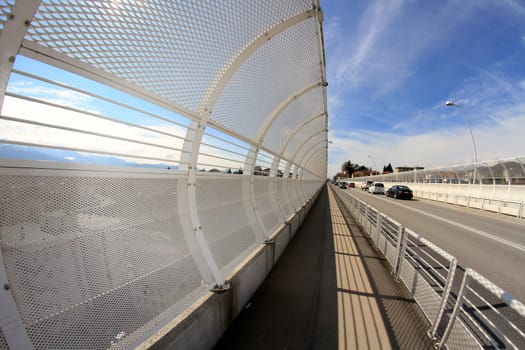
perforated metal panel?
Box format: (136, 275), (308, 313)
(277, 179), (295, 219)
(0, 170), (204, 349)
(195, 175), (258, 273)
(211, 18), (322, 140)
(264, 88), (325, 153)
(0, 1), (15, 34)
(6, 0), (327, 177)
(1, 1), (327, 348)
(282, 117), (326, 158)
(253, 177), (282, 235)
(25, 1), (311, 114)
(0, 329), (7, 350)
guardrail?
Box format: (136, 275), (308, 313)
(331, 185), (525, 350)
(413, 190), (525, 219)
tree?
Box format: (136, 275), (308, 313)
(383, 163), (393, 174)
(333, 171), (346, 181)
(341, 160), (359, 177)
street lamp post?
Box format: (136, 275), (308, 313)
(368, 154), (377, 176)
(445, 101), (478, 183)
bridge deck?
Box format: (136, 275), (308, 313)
(213, 186), (434, 349)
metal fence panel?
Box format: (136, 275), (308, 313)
(195, 175), (259, 274)
(331, 186), (524, 350)
(0, 168), (206, 349)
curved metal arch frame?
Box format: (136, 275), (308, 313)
(0, 2), (42, 349)
(294, 140), (326, 179)
(504, 158), (525, 200)
(289, 129), (327, 167)
(244, 81), (325, 173)
(2, 2), (327, 295)
(269, 112), (325, 177)
(283, 128), (326, 179)
(300, 143), (326, 175)
(0, 3), (328, 348)
(178, 7), (324, 288)
(279, 112), (326, 155)
(253, 82), (324, 146)
(304, 150), (322, 178)
(0, 1), (41, 111)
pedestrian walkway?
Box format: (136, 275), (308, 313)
(213, 185), (434, 349)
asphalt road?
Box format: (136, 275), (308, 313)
(345, 188), (525, 303)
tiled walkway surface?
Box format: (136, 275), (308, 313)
(214, 186), (434, 349)
(330, 189), (392, 349)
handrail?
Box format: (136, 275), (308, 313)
(331, 185), (525, 350)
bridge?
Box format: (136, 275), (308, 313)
(0, 1), (523, 349)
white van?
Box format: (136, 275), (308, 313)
(368, 182), (385, 194)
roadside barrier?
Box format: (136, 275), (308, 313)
(331, 185), (525, 350)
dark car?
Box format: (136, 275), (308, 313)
(386, 185), (413, 199)
(339, 182), (347, 189)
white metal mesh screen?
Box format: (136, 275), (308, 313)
(264, 88), (325, 154)
(0, 0), (327, 348)
(277, 179), (295, 219)
(0, 1), (15, 34)
(0, 170), (204, 349)
(25, 1), (312, 114)
(195, 176), (258, 273)
(0, 329), (7, 350)
(211, 18), (322, 140)
(282, 117), (326, 158)
(253, 177), (283, 235)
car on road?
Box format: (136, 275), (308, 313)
(339, 182), (347, 189)
(361, 180), (374, 191)
(348, 182), (355, 188)
(368, 182), (385, 194)
(386, 185), (413, 199)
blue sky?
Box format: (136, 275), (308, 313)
(323, 0), (525, 177)
(3, 1), (525, 178)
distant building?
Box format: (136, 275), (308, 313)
(395, 166), (424, 173)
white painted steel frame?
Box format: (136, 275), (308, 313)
(0, 0), (40, 112)
(0, 2), (42, 349)
(0, 249), (34, 350)
(0, 1), (328, 348)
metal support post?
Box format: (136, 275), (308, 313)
(374, 211), (382, 246)
(0, 249), (35, 349)
(436, 270), (471, 349)
(393, 227), (407, 280)
(429, 258), (458, 340)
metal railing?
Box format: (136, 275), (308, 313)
(0, 1), (328, 349)
(413, 190), (525, 218)
(355, 157), (525, 218)
(332, 185), (525, 349)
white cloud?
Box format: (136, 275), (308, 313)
(330, 0), (406, 91)
(8, 81), (95, 110)
(323, 16), (342, 48)
(1, 95), (187, 165)
(328, 109), (525, 177)
(1, 94), (249, 171)
(520, 79), (525, 91)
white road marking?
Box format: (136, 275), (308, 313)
(378, 196), (525, 253)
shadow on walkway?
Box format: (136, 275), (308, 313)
(213, 185), (434, 349)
